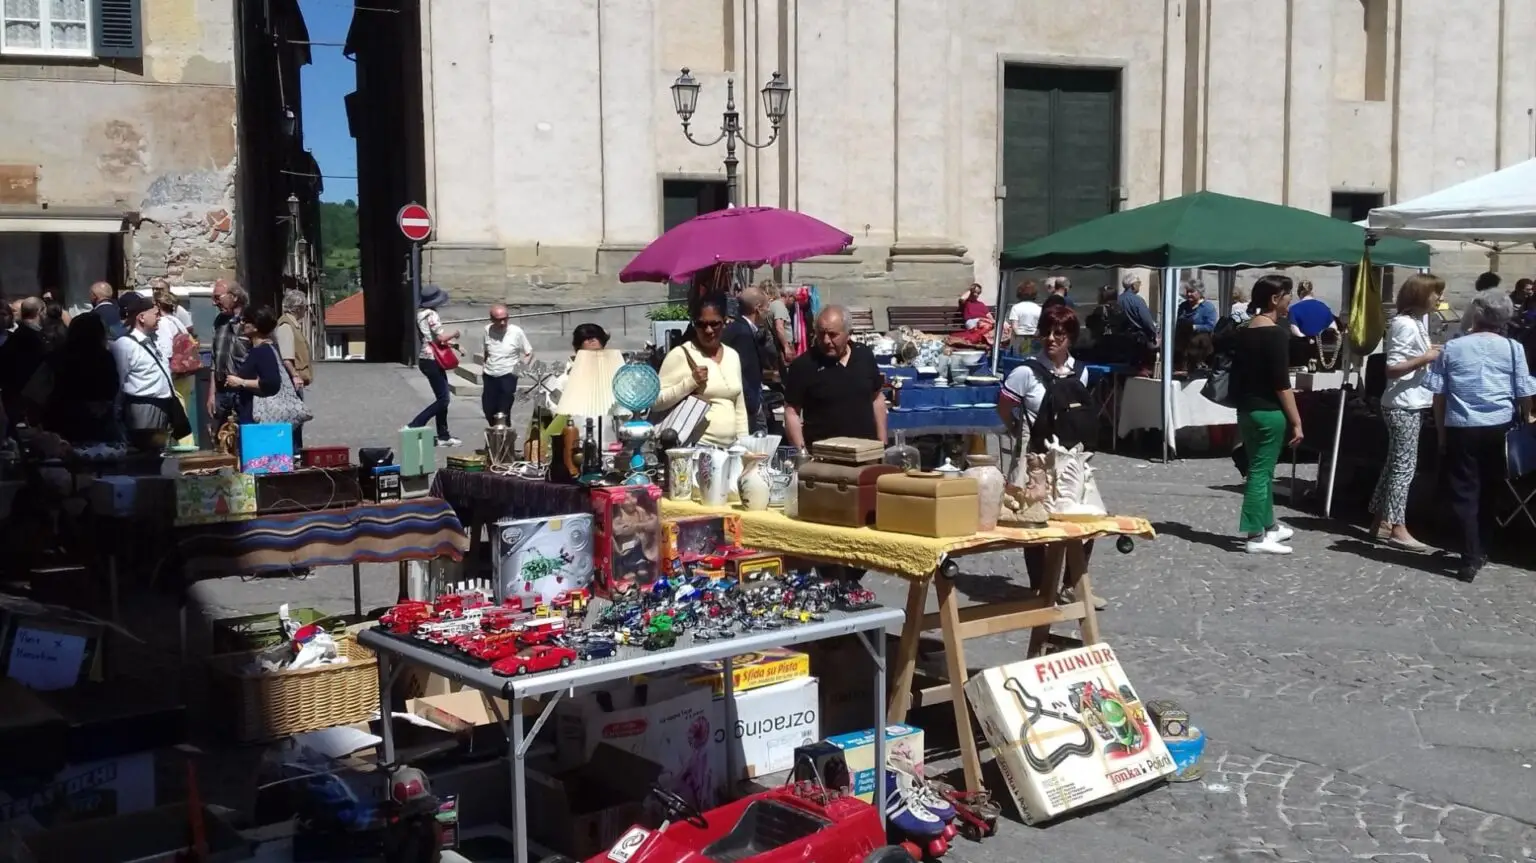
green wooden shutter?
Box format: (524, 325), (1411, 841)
(94, 0), (141, 59)
(1001, 68), (1052, 252)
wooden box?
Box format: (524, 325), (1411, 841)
(255, 467), (362, 514)
(299, 445), (350, 468)
(795, 462), (900, 528)
(875, 471), (979, 537)
(176, 451), (239, 473)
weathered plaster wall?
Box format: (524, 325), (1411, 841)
(423, 0), (1536, 316)
(0, 0), (237, 287)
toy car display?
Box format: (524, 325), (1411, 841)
(541, 785), (917, 863)
(491, 644), (577, 676)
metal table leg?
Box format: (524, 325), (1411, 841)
(511, 696), (528, 863)
(858, 628), (889, 827)
(352, 562), (363, 618)
(723, 655), (738, 796)
(378, 652), (396, 764)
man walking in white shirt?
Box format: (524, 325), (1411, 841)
(481, 304), (533, 424)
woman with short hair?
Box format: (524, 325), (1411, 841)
(1367, 273), (1443, 550)
(1426, 291), (1536, 582)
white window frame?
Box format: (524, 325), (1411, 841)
(1, 0), (94, 59)
(325, 332), (347, 360)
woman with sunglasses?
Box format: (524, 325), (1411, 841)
(654, 295), (748, 447)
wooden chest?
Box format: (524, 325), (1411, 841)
(875, 471), (979, 537)
(255, 467), (363, 514)
(796, 462), (901, 528)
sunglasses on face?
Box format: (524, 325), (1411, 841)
(693, 319), (724, 330)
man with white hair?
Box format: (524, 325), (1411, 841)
(1042, 276), (1074, 309)
(481, 303), (533, 424)
(208, 279), (250, 426)
(1117, 273), (1158, 343)
(784, 305), (885, 450)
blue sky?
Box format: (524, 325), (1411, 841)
(298, 0), (358, 203)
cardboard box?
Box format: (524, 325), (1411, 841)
(491, 514), (596, 605)
(716, 677), (820, 781)
(554, 680), (718, 808)
(964, 644), (1174, 825)
(821, 724), (925, 803)
(409, 690), (512, 755)
(679, 648), (810, 697)
(525, 745), (662, 860)
(804, 636), (877, 736)
(0, 750), (156, 834)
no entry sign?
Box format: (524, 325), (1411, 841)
(397, 203), (433, 242)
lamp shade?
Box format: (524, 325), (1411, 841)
(555, 349), (624, 418)
(760, 72), (791, 125)
(671, 68), (700, 122)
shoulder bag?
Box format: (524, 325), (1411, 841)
(421, 310), (460, 371)
(253, 343), (314, 426)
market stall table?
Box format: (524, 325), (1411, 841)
(359, 606), (903, 863)
(177, 497), (469, 652)
(659, 498), (1154, 794)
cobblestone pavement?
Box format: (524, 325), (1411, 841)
(185, 364), (1536, 862)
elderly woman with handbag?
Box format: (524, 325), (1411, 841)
(1426, 291), (1536, 583)
(224, 306), (311, 432)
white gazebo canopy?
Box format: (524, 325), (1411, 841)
(1365, 159), (1536, 246)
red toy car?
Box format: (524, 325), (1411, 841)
(542, 785), (917, 863)
(516, 616), (568, 645)
(490, 644), (576, 676)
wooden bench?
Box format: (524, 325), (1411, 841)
(848, 306), (876, 334)
(886, 305), (992, 334)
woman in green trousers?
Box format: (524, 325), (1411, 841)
(1232, 275), (1304, 554)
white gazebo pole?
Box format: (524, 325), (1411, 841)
(990, 268), (1007, 374)
(1322, 340), (1350, 517)
(1161, 267), (1181, 462)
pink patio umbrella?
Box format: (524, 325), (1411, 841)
(618, 206), (853, 284)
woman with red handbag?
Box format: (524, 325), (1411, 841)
(408, 284), (462, 447)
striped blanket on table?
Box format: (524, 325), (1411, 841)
(179, 497), (469, 576)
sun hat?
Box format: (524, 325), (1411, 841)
(419, 283), (449, 309)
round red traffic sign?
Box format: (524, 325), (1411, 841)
(397, 203), (433, 242)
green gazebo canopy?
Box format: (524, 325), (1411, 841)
(1000, 191), (1431, 270)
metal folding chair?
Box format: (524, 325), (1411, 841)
(1498, 424), (1536, 528)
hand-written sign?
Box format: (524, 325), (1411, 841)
(7, 626), (88, 691)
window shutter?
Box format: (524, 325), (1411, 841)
(94, 0), (142, 59)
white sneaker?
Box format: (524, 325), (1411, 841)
(436, 437), (463, 448)
(1265, 523), (1294, 543)
(1244, 537), (1293, 555)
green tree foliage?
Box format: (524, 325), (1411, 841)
(318, 200), (361, 308)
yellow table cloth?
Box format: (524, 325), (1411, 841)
(659, 499), (1154, 580)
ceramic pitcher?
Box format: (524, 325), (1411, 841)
(695, 446), (730, 506)
(665, 448), (698, 501)
(724, 444), (747, 503)
(737, 452), (771, 511)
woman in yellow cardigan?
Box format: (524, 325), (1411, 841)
(653, 295), (748, 447)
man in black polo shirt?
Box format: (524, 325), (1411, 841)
(784, 304), (886, 450)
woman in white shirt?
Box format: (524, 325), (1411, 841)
(1004, 279), (1042, 355)
(1367, 274), (1443, 550)
(151, 287), (195, 446)
(654, 296), (748, 448)
(407, 284), (462, 447)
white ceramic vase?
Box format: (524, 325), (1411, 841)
(695, 447), (731, 507)
(665, 448), (698, 501)
(738, 452), (771, 511)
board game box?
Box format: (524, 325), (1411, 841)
(964, 643), (1174, 824)
(491, 514), (595, 605)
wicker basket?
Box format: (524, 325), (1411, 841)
(208, 634), (379, 743)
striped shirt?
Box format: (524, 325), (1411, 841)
(1424, 332), (1536, 427)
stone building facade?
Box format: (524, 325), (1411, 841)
(418, 0), (1536, 320)
(0, 0), (239, 313)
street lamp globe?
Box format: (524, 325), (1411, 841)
(760, 72), (791, 126)
(671, 68), (701, 123)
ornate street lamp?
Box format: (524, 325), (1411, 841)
(671, 68), (792, 207)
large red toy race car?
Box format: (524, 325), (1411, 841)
(490, 644), (576, 676)
(541, 786), (917, 863)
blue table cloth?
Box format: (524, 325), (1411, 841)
(886, 380), (1004, 434)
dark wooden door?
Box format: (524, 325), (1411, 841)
(662, 180), (730, 301)
(1001, 66), (1121, 303)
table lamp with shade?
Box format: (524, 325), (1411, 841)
(553, 348), (624, 483)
